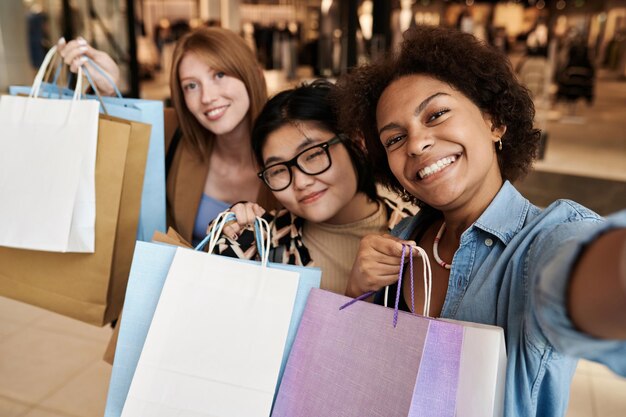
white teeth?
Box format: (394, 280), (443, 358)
(418, 156), (456, 179)
(207, 106), (226, 117)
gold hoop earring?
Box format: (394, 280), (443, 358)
(497, 139), (503, 151)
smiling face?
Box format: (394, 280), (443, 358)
(178, 52), (250, 137)
(376, 74), (505, 214)
(261, 122), (360, 224)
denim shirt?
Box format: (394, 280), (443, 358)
(390, 181), (626, 417)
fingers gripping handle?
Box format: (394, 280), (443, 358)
(339, 244), (433, 327)
(196, 211), (272, 267)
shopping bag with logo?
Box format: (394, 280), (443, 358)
(273, 244), (506, 417)
(9, 58), (166, 242)
(0, 113), (150, 325)
(0, 45), (99, 252)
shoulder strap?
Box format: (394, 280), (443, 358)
(165, 127), (183, 180)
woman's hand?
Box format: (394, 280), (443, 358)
(57, 37), (121, 96)
(345, 234), (417, 298)
(207, 202), (266, 240)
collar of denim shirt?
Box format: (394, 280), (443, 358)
(472, 180), (530, 245)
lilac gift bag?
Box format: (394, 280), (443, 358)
(272, 246), (464, 417)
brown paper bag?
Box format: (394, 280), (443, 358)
(0, 115), (150, 326)
(103, 318), (120, 364)
(104, 114), (151, 324)
(152, 227), (193, 248)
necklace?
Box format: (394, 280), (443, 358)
(433, 222), (452, 270)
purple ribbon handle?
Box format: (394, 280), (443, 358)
(340, 244), (415, 328)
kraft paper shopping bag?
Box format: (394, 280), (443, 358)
(101, 96), (165, 242)
(0, 114), (150, 325)
(103, 114), (151, 323)
(86, 59), (165, 241)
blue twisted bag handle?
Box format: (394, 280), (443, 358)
(46, 53), (123, 115)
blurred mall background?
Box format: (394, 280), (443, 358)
(0, 1), (625, 416)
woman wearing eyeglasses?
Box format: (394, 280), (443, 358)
(211, 79), (412, 294)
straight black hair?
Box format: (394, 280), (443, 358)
(251, 79), (378, 201)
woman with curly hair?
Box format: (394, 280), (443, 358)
(336, 25), (626, 416)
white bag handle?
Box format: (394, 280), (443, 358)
(199, 211), (272, 268)
(387, 245), (432, 317)
(30, 46), (82, 102)
(254, 216), (271, 267)
(204, 211), (235, 254)
(385, 244), (432, 318)
(413, 245), (432, 317)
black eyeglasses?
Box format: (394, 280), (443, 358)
(258, 136), (343, 191)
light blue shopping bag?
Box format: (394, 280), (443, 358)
(9, 69), (165, 241)
(104, 233), (321, 417)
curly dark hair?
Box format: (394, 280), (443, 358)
(251, 79), (378, 202)
(334, 25), (541, 205)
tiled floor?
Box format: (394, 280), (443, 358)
(1, 66), (625, 417)
(0, 296), (112, 417)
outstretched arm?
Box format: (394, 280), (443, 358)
(568, 227), (626, 339)
(531, 210), (626, 376)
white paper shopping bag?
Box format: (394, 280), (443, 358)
(0, 46), (99, 252)
(121, 245), (300, 416)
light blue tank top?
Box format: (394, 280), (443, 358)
(192, 193), (230, 246)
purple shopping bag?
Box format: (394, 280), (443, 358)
(272, 245), (464, 417)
